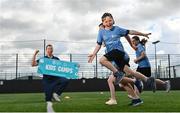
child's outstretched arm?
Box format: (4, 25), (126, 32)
(88, 44), (101, 63)
(125, 35), (137, 50)
(129, 30), (151, 38)
(32, 50), (39, 67)
(88, 29), (103, 63)
(134, 51), (146, 64)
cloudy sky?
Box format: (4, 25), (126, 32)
(0, 0), (180, 55)
(0, 0), (180, 78)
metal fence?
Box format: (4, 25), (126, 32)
(0, 39), (180, 80)
(0, 53), (180, 80)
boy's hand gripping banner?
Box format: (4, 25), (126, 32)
(37, 58), (79, 79)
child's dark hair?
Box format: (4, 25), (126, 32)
(132, 36), (148, 46)
(101, 13), (115, 24)
(46, 44), (53, 50)
(99, 23), (103, 27)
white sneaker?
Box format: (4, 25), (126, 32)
(165, 80), (171, 93)
(53, 93), (61, 102)
(47, 101), (55, 113)
(105, 99), (117, 105)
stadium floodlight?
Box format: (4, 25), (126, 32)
(152, 40), (160, 78)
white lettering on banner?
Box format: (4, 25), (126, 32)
(58, 66), (73, 73)
(45, 65), (56, 71)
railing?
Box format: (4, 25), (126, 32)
(0, 53), (180, 80)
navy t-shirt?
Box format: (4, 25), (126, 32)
(37, 55), (60, 79)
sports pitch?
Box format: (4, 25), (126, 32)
(0, 91), (180, 112)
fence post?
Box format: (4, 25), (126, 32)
(95, 54), (98, 78)
(5, 73), (6, 80)
(82, 72), (84, 79)
(173, 66), (176, 78)
(43, 39), (46, 56)
(168, 54), (171, 78)
(15, 53), (18, 80)
(93, 65), (96, 78)
(70, 54), (72, 62)
(159, 60), (162, 78)
(158, 65), (160, 78)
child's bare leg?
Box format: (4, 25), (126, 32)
(120, 77), (139, 99)
(120, 77), (134, 85)
(123, 65), (156, 92)
(156, 79), (165, 85)
(122, 85), (131, 96)
(100, 56), (124, 84)
(108, 76), (139, 100)
(107, 75), (137, 100)
(99, 56), (118, 73)
(107, 75), (116, 100)
(123, 84), (140, 99)
(156, 79), (171, 92)
(123, 65), (148, 82)
(134, 85), (140, 96)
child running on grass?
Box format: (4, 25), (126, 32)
(88, 12), (156, 92)
(131, 36), (171, 92)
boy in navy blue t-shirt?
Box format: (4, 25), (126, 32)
(32, 44), (69, 112)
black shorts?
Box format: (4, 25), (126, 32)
(136, 67), (151, 77)
(104, 49), (130, 71)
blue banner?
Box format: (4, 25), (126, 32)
(37, 58), (79, 79)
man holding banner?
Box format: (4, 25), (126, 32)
(32, 44), (70, 113)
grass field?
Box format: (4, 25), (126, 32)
(0, 91), (180, 112)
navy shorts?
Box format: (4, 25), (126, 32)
(137, 67), (151, 77)
(104, 49), (130, 71)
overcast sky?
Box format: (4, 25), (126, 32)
(0, 0), (180, 78)
(0, 0), (180, 55)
